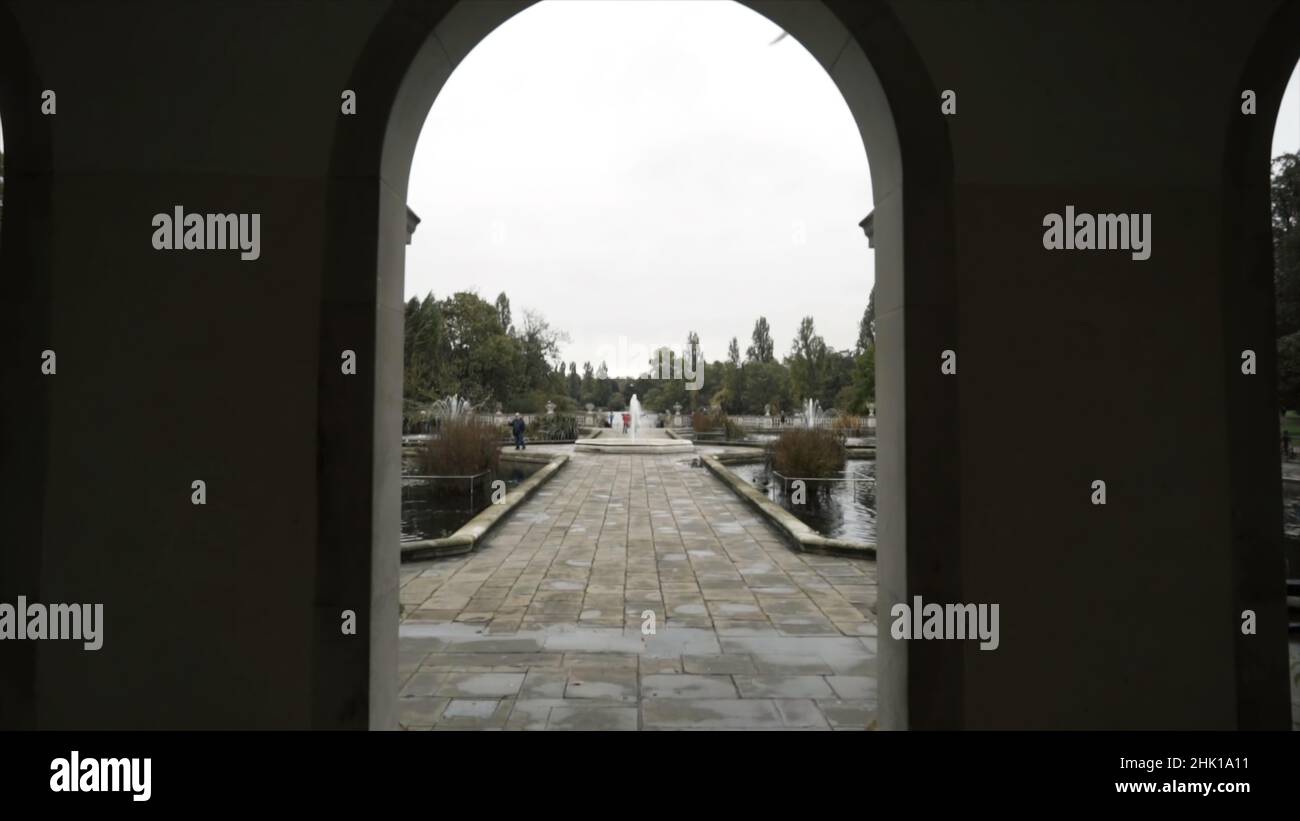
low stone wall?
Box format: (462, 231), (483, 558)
(700, 453), (876, 559)
(401, 453), (569, 562)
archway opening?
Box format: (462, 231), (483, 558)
(1268, 55), (1300, 729)
(376, 0), (905, 730)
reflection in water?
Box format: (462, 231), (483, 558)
(400, 462), (537, 541)
(729, 459), (876, 543)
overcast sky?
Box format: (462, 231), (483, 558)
(404, 0), (873, 376)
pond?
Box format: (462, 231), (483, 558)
(400, 459), (540, 542)
(728, 458), (876, 543)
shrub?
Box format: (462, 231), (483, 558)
(692, 407), (744, 440)
(833, 414), (867, 437)
(550, 395), (578, 413)
(413, 417), (501, 486)
(526, 413), (579, 441)
(769, 427), (846, 478)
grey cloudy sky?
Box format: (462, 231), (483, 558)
(404, 0), (873, 376)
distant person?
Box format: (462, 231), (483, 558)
(511, 413), (526, 450)
(1284, 430), (1293, 460)
(623, 412), (631, 431)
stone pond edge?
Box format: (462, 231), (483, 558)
(400, 452), (570, 562)
(700, 453), (877, 560)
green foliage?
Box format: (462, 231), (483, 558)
(787, 316), (828, 401)
(403, 299), (879, 418)
(746, 316), (774, 363)
(404, 290), (568, 413)
(413, 417), (501, 482)
(526, 413), (580, 441)
(769, 427), (846, 478)
(741, 359), (792, 414)
(1278, 332), (1300, 413)
(1276, 154), (1300, 412)
(1274, 154), (1300, 339)
(851, 343), (875, 412)
(857, 287), (875, 352)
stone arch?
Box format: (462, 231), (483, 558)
(1218, 0), (1300, 728)
(326, 0), (955, 728)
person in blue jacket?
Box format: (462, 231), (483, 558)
(511, 413), (527, 450)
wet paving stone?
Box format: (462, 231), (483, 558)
(641, 674), (738, 699)
(398, 450), (878, 730)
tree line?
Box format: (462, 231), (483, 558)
(1276, 152), (1300, 412)
(403, 288), (876, 419)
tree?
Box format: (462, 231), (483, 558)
(579, 362), (596, 405)
(439, 291), (518, 404)
(593, 361), (613, 406)
(1275, 153), (1300, 411)
(721, 337), (744, 412)
(787, 315), (828, 401)
(517, 309), (568, 397)
(494, 292), (513, 336)
(822, 348), (857, 409)
(567, 362), (581, 400)
(746, 316), (774, 364)
(857, 288), (875, 353)
(851, 343), (875, 412)
(743, 360), (792, 415)
(403, 293), (449, 402)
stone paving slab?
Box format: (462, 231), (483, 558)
(398, 451), (878, 730)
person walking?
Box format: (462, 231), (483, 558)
(1284, 429), (1292, 461)
(511, 413), (527, 450)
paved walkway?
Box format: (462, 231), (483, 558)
(398, 450), (878, 730)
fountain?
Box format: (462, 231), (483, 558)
(574, 391), (692, 454)
(804, 397), (821, 429)
(431, 394), (474, 421)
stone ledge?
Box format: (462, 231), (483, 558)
(700, 454), (876, 559)
(401, 453), (569, 562)
(574, 437), (694, 454)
